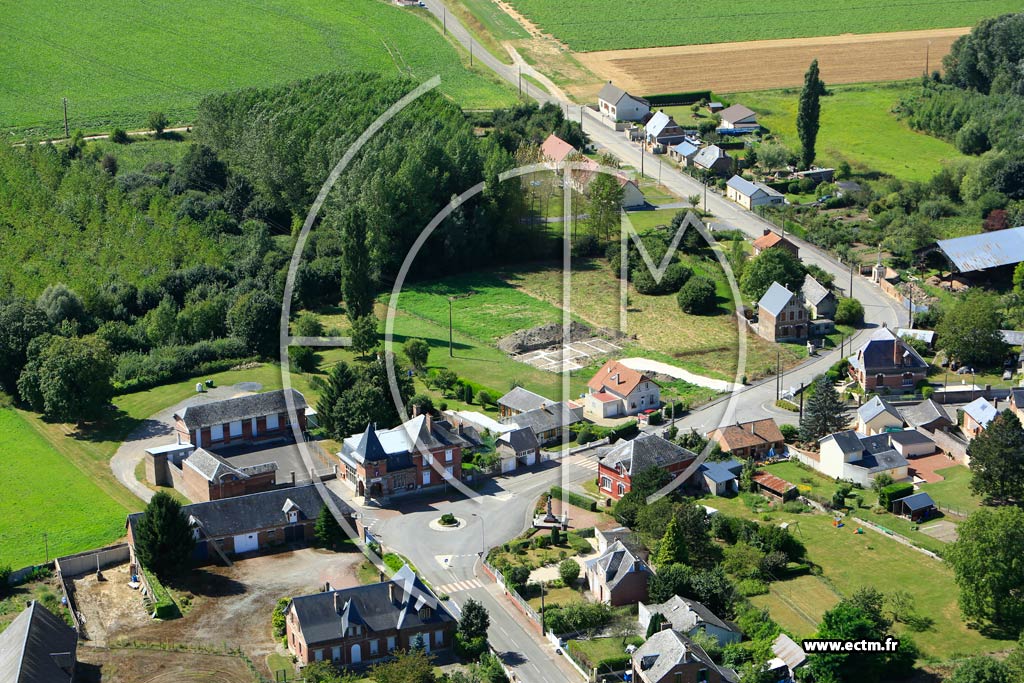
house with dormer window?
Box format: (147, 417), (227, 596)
(597, 433), (697, 500)
(338, 414), (468, 501)
(631, 629), (737, 683)
(284, 564), (456, 667)
(586, 360), (660, 418)
(125, 485), (353, 563)
(585, 540), (652, 606)
(847, 326), (928, 392)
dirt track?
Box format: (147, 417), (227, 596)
(575, 27), (969, 94)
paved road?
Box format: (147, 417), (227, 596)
(109, 382), (263, 503)
(340, 451), (602, 683)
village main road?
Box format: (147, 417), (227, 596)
(352, 452), (601, 683)
(422, 0), (906, 425)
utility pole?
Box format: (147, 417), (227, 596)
(62, 98), (69, 138)
(799, 382), (805, 420)
(443, 6), (446, 34)
(540, 581), (546, 635)
(776, 351), (781, 400)
(849, 261), (854, 297)
(925, 41), (931, 76)
(518, 67), (522, 96)
(448, 298), (454, 358)
(640, 148), (644, 177)
(470, 42), (473, 67)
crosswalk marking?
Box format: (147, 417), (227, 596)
(570, 458), (599, 471)
(435, 578), (484, 594)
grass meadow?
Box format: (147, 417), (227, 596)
(708, 493), (1012, 659)
(0, 0), (516, 139)
(725, 81), (968, 182)
(503, 0), (1019, 52)
(0, 408), (129, 569)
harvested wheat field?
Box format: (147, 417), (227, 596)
(576, 27), (968, 95)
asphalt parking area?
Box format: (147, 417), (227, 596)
(210, 440), (328, 485)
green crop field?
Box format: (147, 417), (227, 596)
(0, 408), (129, 569)
(504, 0), (1019, 52)
(0, 0), (516, 139)
(724, 81), (968, 182)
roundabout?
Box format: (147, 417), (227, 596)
(428, 514), (467, 531)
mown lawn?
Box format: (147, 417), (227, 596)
(1, 0), (516, 138)
(0, 409), (130, 569)
(920, 465), (981, 517)
(750, 573), (840, 638)
(567, 635), (644, 666)
(706, 494), (1012, 658)
(729, 81), (967, 182)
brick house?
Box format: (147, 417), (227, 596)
(962, 397), (997, 439)
(631, 629), (737, 683)
(174, 389), (308, 449)
(802, 273), (837, 320)
(178, 448), (278, 502)
(126, 484), (352, 564)
(598, 434), (697, 500)
(585, 540), (652, 606)
(756, 282), (807, 342)
(338, 415), (467, 500)
(586, 360), (660, 419)
(706, 418), (785, 460)
(645, 111), (688, 147)
(638, 596), (742, 648)
(751, 229), (799, 258)
(285, 564), (456, 667)
(847, 327), (928, 392)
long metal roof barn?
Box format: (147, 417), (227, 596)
(934, 226), (1024, 272)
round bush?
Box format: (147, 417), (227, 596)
(676, 276), (718, 314)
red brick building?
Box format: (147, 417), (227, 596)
(597, 434), (697, 501)
(285, 564), (456, 667)
(585, 540), (652, 606)
(756, 282), (807, 343)
(752, 229), (799, 258)
(707, 419), (785, 460)
(173, 389), (308, 449)
(338, 415), (467, 501)
(847, 326), (928, 392)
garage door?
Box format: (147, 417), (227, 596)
(233, 533), (259, 554)
(229, 420), (243, 437)
(210, 424), (224, 441)
(501, 458), (516, 474)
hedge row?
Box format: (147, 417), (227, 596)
(141, 568), (179, 620)
(551, 485), (597, 512)
(879, 482), (915, 509)
(113, 337), (255, 392)
(644, 90), (713, 106)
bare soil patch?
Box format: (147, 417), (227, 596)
(576, 27), (968, 94)
(76, 645), (254, 683)
(72, 548), (364, 677)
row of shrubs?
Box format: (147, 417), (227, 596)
(551, 485), (597, 512)
(113, 337), (256, 391)
(141, 567), (179, 620)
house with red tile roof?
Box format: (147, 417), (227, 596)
(751, 229), (798, 258)
(585, 360), (660, 418)
(706, 418), (786, 460)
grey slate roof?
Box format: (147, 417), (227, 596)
(699, 459), (743, 484)
(851, 432), (911, 473)
(646, 111), (679, 138)
(857, 396), (902, 425)
(342, 416), (470, 472)
(288, 565), (455, 646)
(587, 540), (649, 590)
(726, 175), (759, 196)
(177, 389), (307, 430)
(771, 633), (807, 671)
(599, 434), (696, 476)
(497, 386), (550, 413)
(183, 448), (276, 482)
(758, 282), (796, 317)
(1002, 329), (1024, 346)
(821, 430), (867, 454)
(506, 401), (580, 434)
(0, 601), (77, 683)
(598, 82), (646, 107)
(693, 145), (727, 168)
(888, 429), (935, 449)
(897, 328), (936, 345)
(498, 426), (539, 454)
(673, 141), (699, 158)
(802, 274), (835, 307)
(1011, 388), (1024, 408)
(127, 484), (350, 539)
(935, 226), (1024, 272)
(633, 629), (724, 683)
(898, 399), (952, 430)
(897, 491), (936, 512)
(644, 596), (736, 635)
(849, 327), (927, 373)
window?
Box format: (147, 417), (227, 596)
(698, 668), (709, 683)
(902, 372), (914, 387)
(424, 453), (433, 465)
(445, 466), (454, 479)
(445, 449), (453, 462)
(387, 636), (396, 652)
(331, 646), (341, 661)
(314, 649), (324, 662)
(617, 483), (625, 496)
(267, 413), (279, 430)
(369, 639), (379, 656)
(210, 424), (224, 441)
(600, 476), (612, 491)
(229, 420), (243, 437)
(422, 470), (431, 486)
(434, 630), (443, 645)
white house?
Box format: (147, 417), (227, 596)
(717, 104), (759, 132)
(597, 82), (650, 122)
(585, 360), (660, 418)
(617, 175), (646, 208)
(855, 396), (904, 435)
(813, 430), (911, 487)
(725, 175), (784, 209)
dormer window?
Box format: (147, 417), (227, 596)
(288, 511), (298, 524)
(419, 606), (432, 619)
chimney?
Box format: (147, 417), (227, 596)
(379, 570), (386, 583)
(763, 228), (771, 236)
(412, 403), (420, 418)
(334, 591), (342, 613)
(389, 581), (401, 604)
(426, 413), (433, 432)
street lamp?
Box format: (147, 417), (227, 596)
(471, 513), (485, 556)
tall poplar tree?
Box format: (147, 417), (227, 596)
(340, 204), (374, 323)
(797, 60), (826, 169)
